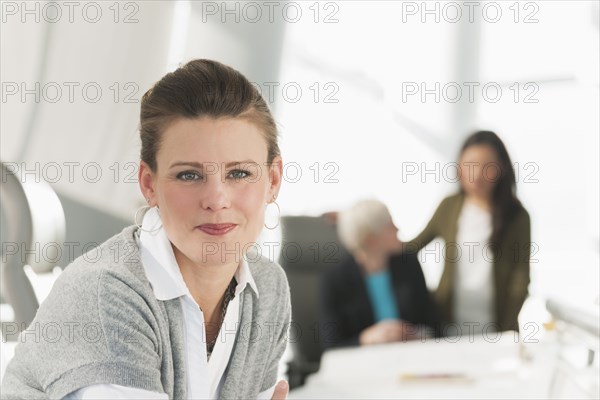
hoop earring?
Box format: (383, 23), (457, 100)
(264, 199), (280, 230)
(134, 205), (162, 233)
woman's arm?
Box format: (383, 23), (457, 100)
(501, 208), (532, 330)
(259, 268), (292, 395)
(64, 384), (168, 399)
(1, 265), (165, 400)
(402, 198), (448, 255)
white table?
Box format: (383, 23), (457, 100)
(289, 332), (557, 399)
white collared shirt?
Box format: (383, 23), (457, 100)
(67, 208), (276, 399)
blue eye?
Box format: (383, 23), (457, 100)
(229, 170), (250, 180)
(177, 171), (201, 181)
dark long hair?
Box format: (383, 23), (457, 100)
(459, 131), (523, 247)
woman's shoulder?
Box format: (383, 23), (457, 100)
(246, 254), (288, 290)
(422, 192), (464, 223)
(25, 226), (160, 359)
(440, 192), (464, 207)
(4, 227), (164, 400)
(511, 202), (531, 227)
(245, 255), (291, 314)
(515, 202), (530, 218)
(62, 225), (146, 281)
(45, 225), (154, 315)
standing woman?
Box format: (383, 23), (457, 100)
(405, 131), (531, 334)
(2, 60), (290, 399)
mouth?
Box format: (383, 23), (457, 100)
(196, 223), (237, 236)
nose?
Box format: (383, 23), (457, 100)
(200, 177), (231, 211)
(462, 164), (483, 184)
(475, 166), (490, 184)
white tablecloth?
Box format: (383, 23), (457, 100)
(289, 332), (556, 399)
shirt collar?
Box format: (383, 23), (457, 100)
(137, 207), (259, 301)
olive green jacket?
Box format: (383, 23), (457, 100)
(406, 192), (531, 332)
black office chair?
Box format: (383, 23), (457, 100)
(279, 214), (349, 389)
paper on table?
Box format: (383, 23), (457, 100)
(399, 373), (474, 383)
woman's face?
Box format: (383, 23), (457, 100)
(365, 218), (402, 255)
(139, 117), (282, 268)
(459, 144), (500, 199)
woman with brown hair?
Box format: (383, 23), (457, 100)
(404, 131), (531, 335)
(2, 60), (290, 399)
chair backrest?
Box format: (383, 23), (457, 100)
(0, 162), (65, 335)
(279, 215), (349, 372)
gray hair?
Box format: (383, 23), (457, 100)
(337, 199), (393, 252)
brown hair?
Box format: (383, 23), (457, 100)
(139, 59), (280, 172)
(459, 130), (524, 246)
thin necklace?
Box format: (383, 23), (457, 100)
(206, 277), (237, 361)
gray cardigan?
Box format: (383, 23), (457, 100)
(1, 226), (291, 399)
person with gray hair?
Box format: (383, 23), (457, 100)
(320, 199), (440, 348)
